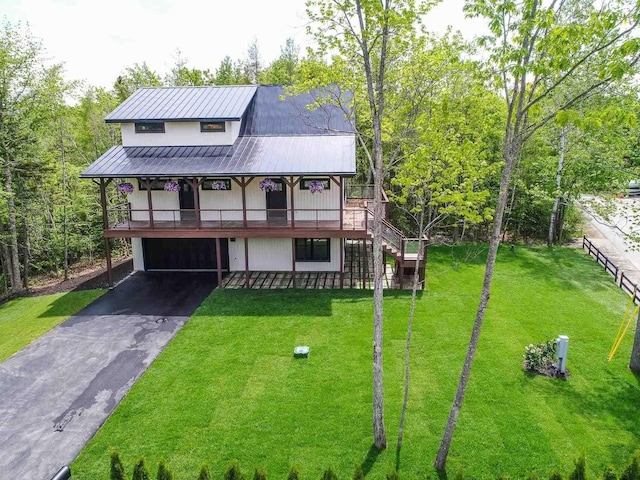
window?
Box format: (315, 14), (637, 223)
(200, 121), (226, 132)
(137, 179), (171, 191)
(203, 178), (232, 191)
(300, 178), (331, 190)
(135, 122), (165, 133)
(295, 238), (330, 262)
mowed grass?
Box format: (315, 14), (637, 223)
(72, 246), (640, 479)
(0, 289), (104, 362)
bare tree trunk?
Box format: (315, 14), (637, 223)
(397, 205), (426, 454)
(60, 117), (69, 281)
(435, 137), (521, 470)
(4, 161), (23, 293)
(548, 127), (567, 247)
(630, 309), (640, 372)
(0, 240), (10, 295)
(22, 211), (30, 293)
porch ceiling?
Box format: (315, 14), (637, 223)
(80, 135), (356, 178)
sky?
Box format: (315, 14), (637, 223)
(1, 0), (487, 89)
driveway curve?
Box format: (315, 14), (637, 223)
(0, 272), (216, 480)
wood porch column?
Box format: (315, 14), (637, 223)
(340, 237), (344, 289)
(99, 178), (113, 288)
(141, 178), (155, 229)
(216, 237), (223, 287)
(232, 177), (254, 229)
(290, 176), (295, 229)
(291, 238), (297, 288)
(244, 238), (250, 288)
(186, 177), (202, 229)
(330, 176), (343, 231)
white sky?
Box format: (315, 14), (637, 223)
(1, 0), (486, 89)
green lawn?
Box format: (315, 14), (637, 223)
(72, 246), (640, 479)
(0, 289), (104, 362)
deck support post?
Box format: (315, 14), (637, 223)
(188, 177), (201, 229)
(362, 239), (367, 289)
(216, 237), (223, 287)
(339, 237), (344, 289)
(291, 238), (297, 288)
(99, 178), (113, 288)
(244, 238), (250, 288)
(232, 176), (254, 229)
(290, 176), (295, 229)
(338, 176), (344, 231)
(141, 178), (155, 229)
(399, 240), (405, 289)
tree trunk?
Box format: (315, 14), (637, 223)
(548, 127), (567, 247)
(434, 136), (521, 471)
(61, 118), (69, 281)
(0, 240), (10, 295)
(397, 206), (426, 454)
(4, 161), (23, 293)
(630, 309), (640, 372)
(22, 212), (30, 293)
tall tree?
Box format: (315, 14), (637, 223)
(307, 0), (433, 449)
(113, 62), (163, 102)
(244, 38), (263, 84)
(262, 38), (300, 84)
(435, 0), (640, 470)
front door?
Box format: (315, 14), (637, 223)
(266, 179), (287, 222)
(179, 180), (195, 221)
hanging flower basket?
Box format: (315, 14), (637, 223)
(117, 182), (134, 195)
(259, 178), (277, 191)
(211, 180), (228, 190)
(308, 180), (325, 194)
(164, 180), (181, 192)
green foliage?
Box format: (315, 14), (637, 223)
(621, 454), (639, 480)
(224, 460), (244, 480)
(197, 463), (212, 480)
(549, 471), (564, 480)
(569, 455), (586, 480)
(386, 468), (399, 480)
(132, 457), (151, 480)
(526, 473), (540, 480)
(321, 468), (338, 480)
(602, 466), (617, 480)
(523, 340), (557, 373)
(156, 460), (173, 480)
(109, 449), (126, 480)
(287, 467), (301, 480)
(351, 465), (364, 480)
(453, 467), (465, 480)
(253, 467), (267, 480)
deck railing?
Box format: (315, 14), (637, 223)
(107, 205), (369, 232)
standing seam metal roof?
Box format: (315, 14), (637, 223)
(104, 86), (258, 122)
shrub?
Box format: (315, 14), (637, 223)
(287, 467), (301, 480)
(133, 458), (151, 480)
(602, 466), (617, 480)
(386, 468), (399, 480)
(523, 340), (557, 373)
(569, 455), (586, 480)
(549, 472), (563, 480)
(322, 467), (338, 480)
(157, 460), (173, 480)
(253, 467), (267, 480)
(197, 463), (212, 480)
(110, 450), (126, 480)
(352, 465), (364, 480)
(621, 454), (639, 480)
(225, 460), (245, 480)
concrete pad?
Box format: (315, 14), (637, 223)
(0, 272), (216, 480)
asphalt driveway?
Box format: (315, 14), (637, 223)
(0, 272), (216, 480)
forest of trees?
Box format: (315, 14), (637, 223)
(0, 5), (638, 299)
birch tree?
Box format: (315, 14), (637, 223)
(435, 0), (640, 470)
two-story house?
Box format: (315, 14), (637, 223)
(81, 85), (423, 288)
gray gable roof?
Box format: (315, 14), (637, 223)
(80, 136), (356, 178)
(242, 85), (355, 136)
(104, 85), (258, 122)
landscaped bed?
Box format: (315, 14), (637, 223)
(0, 289), (104, 362)
(72, 246), (640, 479)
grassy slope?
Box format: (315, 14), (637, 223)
(72, 247), (640, 479)
(0, 290), (104, 362)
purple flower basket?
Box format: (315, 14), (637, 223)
(117, 182), (134, 195)
(164, 181), (181, 192)
(211, 180), (228, 190)
(308, 180), (325, 194)
(259, 178), (277, 191)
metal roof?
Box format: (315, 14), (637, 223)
(242, 85), (355, 135)
(104, 86), (258, 122)
(80, 136), (356, 178)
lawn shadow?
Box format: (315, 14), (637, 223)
(361, 444), (383, 477)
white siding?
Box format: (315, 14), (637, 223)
(200, 184), (243, 221)
(127, 179), (180, 221)
(294, 180), (341, 221)
(247, 238), (292, 271)
(132, 237), (144, 271)
(121, 120), (241, 146)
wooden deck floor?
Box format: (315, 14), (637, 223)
(220, 240), (396, 290)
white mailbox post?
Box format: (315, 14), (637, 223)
(556, 335), (569, 374)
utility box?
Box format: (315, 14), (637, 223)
(556, 335), (569, 374)
(294, 346), (310, 358)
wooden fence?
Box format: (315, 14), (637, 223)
(582, 235), (640, 304)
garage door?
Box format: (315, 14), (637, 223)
(143, 238), (229, 271)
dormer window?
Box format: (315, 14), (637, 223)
(200, 121), (226, 133)
(135, 122), (165, 133)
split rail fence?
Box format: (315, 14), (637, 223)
(582, 236), (640, 305)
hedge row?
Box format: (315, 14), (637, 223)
(109, 450), (640, 480)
